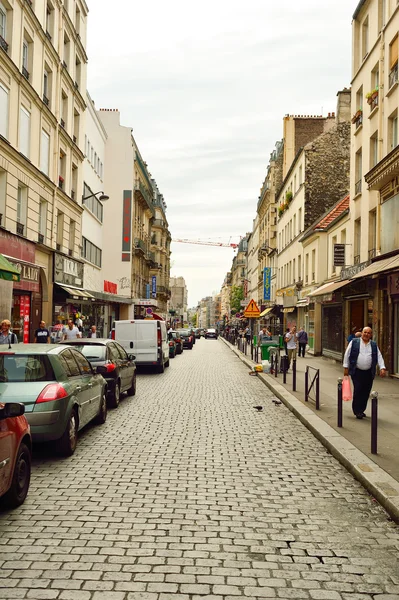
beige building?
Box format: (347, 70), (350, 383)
(169, 276), (187, 327)
(220, 271), (232, 323)
(150, 180), (171, 319)
(0, 0), (88, 339)
(349, 0), (399, 374)
(246, 218), (259, 304)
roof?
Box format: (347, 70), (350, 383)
(314, 195), (350, 230)
(353, 0), (367, 19)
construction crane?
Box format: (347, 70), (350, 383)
(173, 238), (239, 249)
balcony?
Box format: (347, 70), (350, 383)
(16, 222), (25, 236)
(134, 179), (153, 213)
(354, 254), (361, 264)
(58, 177), (64, 190)
(45, 31), (52, 41)
(0, 35), (8, 52)
(134, 238), (146, 254)
(157, 285), (167, 295)
(147, 251), (156, 263)
(389, 63), (398, 89)
(38, 233), (44, 244)
(43, 94), (49, 107)
(22, 66), (29, 81)
(153, 218), (166, 228)
(71, 190), (75, 200)
(60, 119), (65, 128)
(368, 248), (376, 260)
(355, 179), (362, 195)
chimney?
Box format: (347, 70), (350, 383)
(336, 88), (351, 124)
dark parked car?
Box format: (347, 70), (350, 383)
(205, 328), (218, 339)
(177, 330), (194, 349)
(0, 402), (32, 508)
(188, 328), (196, 344)
(193, 328), (201, 339)
(168, 335), (177, 358)
(0, 345), (107, 456)
(169, 331), (183, 354)
(61, 339), (136, 408)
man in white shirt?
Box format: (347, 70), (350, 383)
(343, 326), (386, 419)
(88, 325), (97, 338)
(285, 326), (297, 369)
(63, 320), (82, 341)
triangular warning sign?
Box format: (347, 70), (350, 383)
(244, 298), (260, 317)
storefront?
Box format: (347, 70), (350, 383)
(0, 230), (42, 342)
(133, 298), (160, 320)
(389, 272), (399, 377)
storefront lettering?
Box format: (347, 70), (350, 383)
(64, 258), (80, 278)
(9, 261), (39, 282)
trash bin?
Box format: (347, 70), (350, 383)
(279, 334), (285, 349)
(260, 341), (279, 361)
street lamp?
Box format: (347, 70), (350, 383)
(82, 190), (109, 204)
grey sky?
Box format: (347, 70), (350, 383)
(87, 0), (354, 307)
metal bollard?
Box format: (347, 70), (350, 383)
(305, 367), (309, 402)
(316, 369), (320, 410)
(275, 352), (278, 378)
(292, 358), (297, 391)
(371, 391), (378, 454)
(283, 356), (287, 384)
(337, 378), (343, 427)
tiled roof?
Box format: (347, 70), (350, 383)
(314, 195), (350, 230)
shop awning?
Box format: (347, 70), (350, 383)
(296, 299), (310, 307)
(0, 253), (20, 282)
(259, 307), (274, 317)
(309, 279), (350, 297)
(283, 307), (295, 313)
(57, 284), (95, 300)
(351, 255), (399, 279)
(87, 290), (133, 305)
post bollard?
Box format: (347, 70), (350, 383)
(283, 355), (287, 384)
(275, 352), (278, 377)
(371, 391), (378, 454)
(292, 358), (297, 391)
(305, 367), (308, 401)
(315, 369), (320, 410)
(337, 378), (343, 427)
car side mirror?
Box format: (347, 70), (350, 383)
(0, 402), (25, 419)
(128, 354), (135, 361)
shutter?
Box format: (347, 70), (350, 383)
(390, 35), (398, 70)
(40, 130), (50, 175)
(19, 106), (30, 158)
(0, 84), (8, 138)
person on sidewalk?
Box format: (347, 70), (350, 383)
(343, 326), (387, 419)
(258, 326), (272, 346)
(296, 326), (308, 357)
(285, 326), (297, 369)
(0, 320), (18, 345)
(283, 327), (290, 355)
(63, 319), (82, 341)
(34, 321), (50, 343)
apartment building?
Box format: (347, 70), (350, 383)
(169, 276), (187, 327)
(220, 271), (232, 324)
(349, 0), (399, 374)
(0, 0), (88, 339)
(150, 180), (171, 319)
(246, 218), (259, 304)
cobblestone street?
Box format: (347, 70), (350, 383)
(1, 339), (399, 599)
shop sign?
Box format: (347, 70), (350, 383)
(152, 275), (157, 299)
(263, 267), (271, 301)
(300, 288), (313, 299)
(54, 253), (83, 287)
(341, 261), (369, 280)
(0, 229), (35, 263)
(389, 272), (399, 295)
(104, 280), (118, 294)
(5, 257), (40, 292)
(333, 244), (346, 267)
(121, 191), (132, 262)
(20, 294), (30, 344)
(134, 299), (158, 307)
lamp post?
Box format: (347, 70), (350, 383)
(82, 191), (109, 204)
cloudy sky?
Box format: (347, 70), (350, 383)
(87, 0), (354, 307)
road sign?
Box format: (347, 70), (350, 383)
(244, 298), (260, 318)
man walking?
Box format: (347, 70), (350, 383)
(63, 319), (82, 341)
(0, 320), (18, 345)
(285, 326), (297, 369)
(34, 320), (50, 343)
(87, 325), (97, 338)
(343, 326), (386, 419)
(296, 326), (308, 357)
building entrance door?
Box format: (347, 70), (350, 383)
(349, 299), (364, 334)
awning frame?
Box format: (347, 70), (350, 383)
(309, 279), (351, 297)
(56, 284), (95, 300)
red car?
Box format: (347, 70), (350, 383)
(0, 403), (32, 508)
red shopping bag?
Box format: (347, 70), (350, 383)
(342, 376), (352, 402)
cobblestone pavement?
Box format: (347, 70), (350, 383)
(1, 339), (398, 600)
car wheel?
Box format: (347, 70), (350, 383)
(59, 408), (78, 456)
(127, 372), (136, 396)
(96, 391), (107, 425)
(110, 381), (121, 409)
(2, 443), (31, 508)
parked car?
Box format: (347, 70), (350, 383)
(177, 329), (194, 349)
(188, 328), (196, 344)
(169, 330), (183, 354)
(60, 339), (136, 408)
(0, 402), (32, 508)
(115, 319), (169, 373)
(205, 328), (218, 339)
(168, 335), (177, 358)
(193, 328), (201, 339)
(198, 328), (205, 337)
(0, 345), (107, 456)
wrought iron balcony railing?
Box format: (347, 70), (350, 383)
(16, 222), (25, 236)
(22, 66), (29, 80)
(43, 94), (49, 106)
(38, 233), (44, 244)
(354, 254), (361, 264)
(134, 238), (146, 254)
(355, 179), (362, 195)
(368, 248), (376, 259)
(389, 63), (398, 89)
(0, 35), (8, 52)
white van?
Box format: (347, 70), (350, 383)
(114, 319), (169, 373)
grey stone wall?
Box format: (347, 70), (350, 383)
(304, 120), (351, 230)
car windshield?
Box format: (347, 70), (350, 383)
(178, 331), (189, 337)
(68, 345), (107, 361)
(0, 354), (55, 382)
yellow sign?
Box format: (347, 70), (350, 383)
(244, 298), (260, 318)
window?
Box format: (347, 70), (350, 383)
(305, 253), (309, 284)
(298, 255), (302, 281)
(368, 209), (377, 258)
(75, 54), (81, 88)
(370, 131), (378, 168)
(389, 111), (398, 150)
(56, 211), (64, 249)
(59, 349), (80, 377)
(46, 2), (54, 39)
(82, 237), (102, 267)
(362, 17), (369, 59)
(355, 148), (362, 195)
(43, 66), (52, 106)
(22, 34), (32, 80)
(356, 85), (363, 111)
(82, 183), (103, 222)
(69, 220), (75, 254)
(39, 199), (47, 241)
(61, 90), (68, 127)
(63, 32), (70, 68)
(299, 165), (303, 185)
(71, 349), (92, 376)
(298, 207), (302, 232)
(16, 185), (27, 229)
(311, 249), (316, 282)
(0, 83), (8, 138)
(59, 149), (66, 188)
(354, 218), (361, 263)
(378, 0), (386, 29)
(40, 130), (50, 175)
(71, 163), (77, 199)
(331, 236), (337, 274)
(389, 35), (398, 88)
(19, 106), (30, 158)
(0, 2), (6, 42)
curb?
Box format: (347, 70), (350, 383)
(222, 337), (399, 523)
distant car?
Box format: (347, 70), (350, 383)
(0, 345), (107, 456)
(168, 335), (177, 358)
(205, 328), (218, 339)
(198, 328), (205, 337)
(0, 402), (32, 509)
(169, 331), (183, 354)
(193, 328), (201, 339)
(177, 330), (194, 349)
(60, 339), (136, 408)
(188, 328), (196, 345)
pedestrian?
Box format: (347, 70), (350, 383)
(347, 327), (358, 343)
(87, 325), (97, 338)
(244, 326), (251, 343)
(34, 320), (50, 343)
(285, 326), (297, 369)
(0, 319), (18, 345)
(296, 326), (308, 357)
(75, 315), (83, 333)
(343, 326), (387, 419)
(283, 327), (290, 356)
(258, 326), (272, 345)
(63, 319), (82, 341)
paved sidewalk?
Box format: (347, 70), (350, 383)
(222, 338), (399, 523)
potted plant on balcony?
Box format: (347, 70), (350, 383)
(366, 87), (379, 105)
(278, 205), (284, 218)
(351, 108), (363, 124)
(58, 176), (64, 188)
(285, 190), (293, 203)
